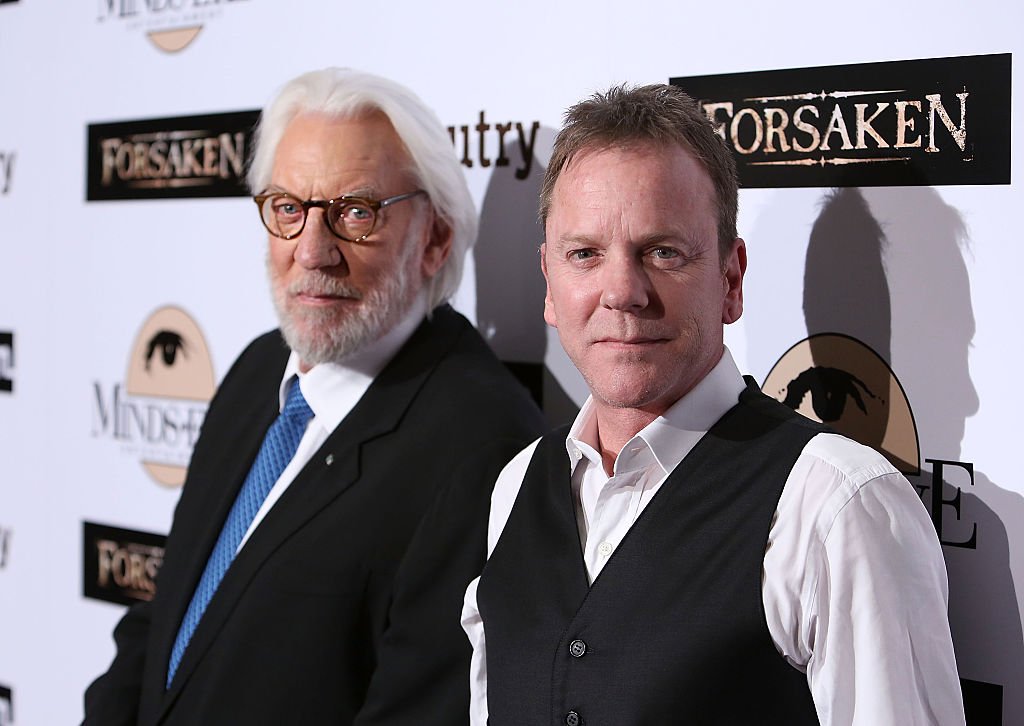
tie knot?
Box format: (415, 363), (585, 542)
(282, 379), (314, 423)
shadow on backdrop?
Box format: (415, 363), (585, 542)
(864, 186), (1024, 725)
(475, 132), (578, 428)
(796, 190), (921, 472)
(787, 186), (1023, 724)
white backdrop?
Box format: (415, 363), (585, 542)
(0, 1), (1021, 723)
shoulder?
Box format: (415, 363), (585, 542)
(765, 432), (947, 664)
(767, 434), (961, 723)
(217, 329), (288, 381)
(203, 329), (287, 412)
(427, 307), (512, 384)
(776, 432), (944, 621)
(800, 432), (904, 483)
(772, 431), (937, 591)
(788, 433), (921, 528)
(486, 437), (544, 556)
(416, 308), (546, 434)
(233, 329), (288, 368)
(778, 433), (933, 556)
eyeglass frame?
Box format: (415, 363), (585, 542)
(253, 189), (427, 243)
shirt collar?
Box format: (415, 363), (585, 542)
(278, 290), (429, 432)
(566, 347), (747, 476)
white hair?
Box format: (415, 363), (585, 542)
(248, 68), (477, 309)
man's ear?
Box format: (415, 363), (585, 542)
(421, 212), (453, 279)
(540, 243), (557, 328)
(722, 238), (746, 324)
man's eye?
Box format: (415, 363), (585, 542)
(274, 201), (301, 217)
(651, 247), (679, 259)
(569, 249), (597, 261)
(345, 206), (373, 221)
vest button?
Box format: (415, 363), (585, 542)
(569, 639), (587, 658)
(566, 710), (582, 726)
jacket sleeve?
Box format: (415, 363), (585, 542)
(81, 599), (152, 725)
(353, 438), (525, 726)
(82, 332), (281, 726)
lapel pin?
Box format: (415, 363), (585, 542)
(325, 454), (335, 466)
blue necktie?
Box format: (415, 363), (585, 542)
(166, 379), (313, 687)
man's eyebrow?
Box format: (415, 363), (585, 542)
(635, 232), (678, 246)
(338, 185), (377, 198)
(260, 184), (382, 199)
(552, 234), (598, 248)
(552, 232), (703, 250)
(636, 232), (704, 250)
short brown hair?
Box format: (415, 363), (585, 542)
(540, 84), (739, 257)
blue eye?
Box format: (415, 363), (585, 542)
(345, 205), (373, 221)
(272, 198), (302, 218)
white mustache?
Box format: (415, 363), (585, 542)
(288, 273), (363, 300)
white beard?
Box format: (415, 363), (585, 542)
(269, 238), (422, 366)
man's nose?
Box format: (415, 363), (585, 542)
(599, 258), (650, 311)
(293, 209), (344, 270)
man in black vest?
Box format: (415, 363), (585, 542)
(461, 84), (965, 725)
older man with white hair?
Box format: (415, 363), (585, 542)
(84, 68), (544, 726)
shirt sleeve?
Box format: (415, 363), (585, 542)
(459, 438), (540, 726)
(461, 577), (488, 726)
(764, 433), (965, 726)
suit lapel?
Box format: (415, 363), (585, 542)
(160, 308), (465, 713)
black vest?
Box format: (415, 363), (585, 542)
(477, 382), (824, 726)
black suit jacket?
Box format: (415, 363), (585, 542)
(84, 306), (545, 725)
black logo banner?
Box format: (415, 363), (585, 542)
(671, 54), (1011, 188)
(86, 110), (260, 200)
(83, 522), (166, 606)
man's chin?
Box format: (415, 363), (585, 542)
(282, 329), (355, 367)
(271, 266), (419, 367)
(278, 305), (392, 367)
(586, 375), (682, 414)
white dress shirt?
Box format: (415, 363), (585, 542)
(236, 292), (429, 552)
(461, 348), (965, 726)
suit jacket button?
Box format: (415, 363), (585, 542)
(569, 639), (587, 658)
(566, 710), (582, 726)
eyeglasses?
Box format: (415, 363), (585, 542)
(253, 189), (426, 242)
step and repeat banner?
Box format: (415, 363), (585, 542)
(0, 1), (1020, 723)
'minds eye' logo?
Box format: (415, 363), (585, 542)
(92, 306), (216, 487)
(96, 0), (250, 53)
(763, 333), (920, 475)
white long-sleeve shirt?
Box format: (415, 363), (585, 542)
(461, 349), (965, 726)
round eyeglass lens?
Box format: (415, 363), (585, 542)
(329, 200), (377, 240)
(262, 194), (305, 239)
